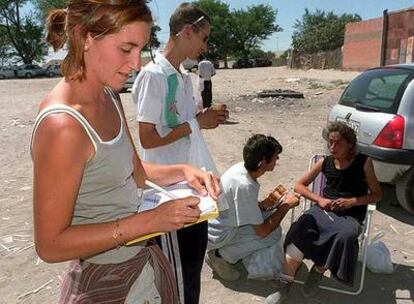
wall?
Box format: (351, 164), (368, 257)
(342, 17), (383, 70)
(385, 8), (414, 65)
(291, 48), (342, 70)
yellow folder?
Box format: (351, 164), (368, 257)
(126, 182), (219, 245)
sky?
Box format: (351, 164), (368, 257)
(149, 0), (414, 52)
(40, 0), (414, 62)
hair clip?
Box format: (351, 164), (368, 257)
(176, 15), (206, 37)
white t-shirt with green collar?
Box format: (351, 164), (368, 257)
(132, 53), (198, 165)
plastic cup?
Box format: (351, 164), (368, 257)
(212, 103), (226, 111)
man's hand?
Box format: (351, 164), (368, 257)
(281, 193), (300, 208)
(260, 196), (277, 210)
(196, 107), (228, 129)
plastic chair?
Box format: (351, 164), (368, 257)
(290, 154), (376, 295)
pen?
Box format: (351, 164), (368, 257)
(145, 180), (179, 200)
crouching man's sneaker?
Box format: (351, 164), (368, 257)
(206, 250), (240, 281)
(264, 281), (291, 304)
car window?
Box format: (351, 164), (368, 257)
(340, 68), (413, 114)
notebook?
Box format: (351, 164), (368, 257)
(126, 182), (219, 245)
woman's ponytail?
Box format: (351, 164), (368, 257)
(46, 9), (68, 51)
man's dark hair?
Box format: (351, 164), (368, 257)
(243, 134), (282, 171)
(169, 2), (210, 36)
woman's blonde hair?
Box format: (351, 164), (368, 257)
(46, 0), (152, 81)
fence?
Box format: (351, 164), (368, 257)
(290, 48), (343, 70)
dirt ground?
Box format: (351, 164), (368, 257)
(0, 66), (413, 303)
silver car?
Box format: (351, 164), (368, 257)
(45, 64), (62, 77)
(120, 71), (139, 92)
(324, 64), (414, 214)
(0, 66), (16, 79)
(182, 58), (198, 71)
(16, 64), (46, 78)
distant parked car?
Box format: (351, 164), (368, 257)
(323, 64), (414, 214)
(0, 67), (16, 79)
(232, 58), (254, 69)
(182, 59), (198, 71)
(254, 58), (272, 67)
(45, 64), (62, 77)
(16, 64), (46, 78)
(121, 71), (139, 92)
(212, 59), (220, 69)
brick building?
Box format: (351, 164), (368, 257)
(342, 7), (414, 70)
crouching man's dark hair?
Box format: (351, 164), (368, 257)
(243, 134), (282, 171)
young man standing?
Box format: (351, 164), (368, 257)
(198, 57), (216, 108)
(207, 134), (300, 281)
(132, 3), (227, 304)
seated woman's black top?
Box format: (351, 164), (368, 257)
(322, 153), (368, 223)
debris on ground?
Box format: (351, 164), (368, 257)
(256, 89), (304, 99)
(18, 279), (54, 299)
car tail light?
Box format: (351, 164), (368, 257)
(373, 115), (404, 149)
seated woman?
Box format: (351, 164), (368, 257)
(265, 122), (382, 304)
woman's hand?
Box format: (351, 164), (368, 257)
(331, 198), (355, 211)
(318, 197), (333, 210)
(152, 196), (201, 231)
(182, 165), (221, 200)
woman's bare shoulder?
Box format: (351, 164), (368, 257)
(34, 82), (93, 158)
(39, 80), (75, 110)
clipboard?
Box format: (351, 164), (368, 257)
(126, 182), (219, 245)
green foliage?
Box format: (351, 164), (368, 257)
(0, 27), (11, 65)
(249, 48), (267, 59)
(292, 8), (361, 53)
(279, 49), (291, 60)
(0, 0), (47, 64)
(194, 0), (232, 62)
(34, 0), (66, 20)
(195, 0), (280, 63)
(229, 4), (281, 58)
(145, 24), (161, 51)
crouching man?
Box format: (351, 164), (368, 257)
(206, 134), (300, 281)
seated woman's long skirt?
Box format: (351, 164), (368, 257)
(284, 205), (362, 284)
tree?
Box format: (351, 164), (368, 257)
(195, 1), (280, 66)
(195, 0), (233, 68)
(145, 24), (161, 51)
(0, 27), (11, 65)
(249, 48), (267, 59)
(292, 9), (361, 53)
(0, 0), (47, 64)
(228, 4), (281, 59)
(34, 0), (66, 20)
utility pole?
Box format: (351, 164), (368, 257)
(275, 36), (279, 52)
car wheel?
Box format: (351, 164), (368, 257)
(395, 166), (414, 214)
(25, 73), (33, 78)
(0, 75), (5, 79)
